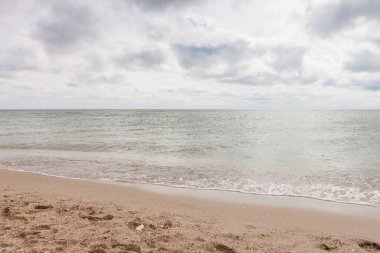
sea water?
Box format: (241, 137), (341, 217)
(0, 110), (379, 206)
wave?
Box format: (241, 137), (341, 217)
(3, 167), (380, 208)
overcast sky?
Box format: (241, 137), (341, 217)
(0, 0), (379, 109)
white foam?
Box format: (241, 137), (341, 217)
(2, 166), (380, 207)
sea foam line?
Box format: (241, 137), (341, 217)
(2, 166), (379, 208)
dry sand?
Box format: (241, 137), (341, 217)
(0, 168), (379, 253)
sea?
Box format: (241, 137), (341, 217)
(0, 110), (379, 206)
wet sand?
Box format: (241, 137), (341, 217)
(1, 168), (379, 253)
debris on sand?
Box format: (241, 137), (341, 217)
(320, 243), (337, 251)
(85, 206), (96, 215)
(34, 204), (53, 210)
(111, 242), (141, 252)
(89, 244), (108, 253)
(122, 243), (141, 252)
(148, 223), (157, 230)
(79, 213), (114, 221)
(34, 224), (51, 230)
(55, 239), (68, 246)
(2, 206), (27, 221)
(101, 214), (114, 220)
(214, 243), (237, 253)
(162, 220), (173, 229)
(358, 240), (380, 250)
(128, 217), (144, 229)
(89, 248), (106, 253)
(2, 207), (11, 216)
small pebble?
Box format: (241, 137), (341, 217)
(136, 224), (144, 231)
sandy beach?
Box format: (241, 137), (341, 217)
(2, 0), (380, 251)
(0, 169), (379, 253)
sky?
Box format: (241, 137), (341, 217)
(0, 0), (379, 109)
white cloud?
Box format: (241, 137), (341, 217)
(0, 0), (379, 109)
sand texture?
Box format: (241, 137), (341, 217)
(0, 169), (379, 253)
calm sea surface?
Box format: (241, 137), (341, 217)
(0, 110), (379, 206)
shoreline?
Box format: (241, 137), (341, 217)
(122, 181), (380, 219)
(2, 167), (380, 218)
(1, 145), (379, 209)
(1, 168), (380, 252)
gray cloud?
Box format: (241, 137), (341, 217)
(221, 72), (318, 87)
(345, 50), (380, 73)
(271, 47), (305, 72)
(221, 73), (279, 86)
(128, 0), (201, 12)
(363, 83), (380, 91)
(66, 82), (79, 87)
(352, 78), (380, 92)
(172, 42), (307, 85)
(83, 54), (106, 72)
(0, 46), (41, 75)
(115, 50), (167, 69)
(373, 38), (380, 47)
(33, 2), (97, 52)
(172, 40), (256, 78)
(184, 15), (216, 30)
(73, 74), (127, 87)
(309, 0), (380, 35)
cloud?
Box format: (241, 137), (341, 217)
(270, 47), (306, 72)
(0, 45), (45, 76)
(220, 71), (318, 87)
(172, 42), (307, 85)
(308, 0), (380, 35)
(115, 50), (167, 69)
(128, 0), (201, 12)
(1, 0), (380, 109)
(221, 73), (280, 86)
(345, 50), (380, 73)
(33, 2), (98, 52)
(362, 81), (380, 91)
(66, 82), (79, 87)
(372, 38), (380, 47)
(349, 78), (380, 91)
(82, 53), (106, 72)
(184, 15), (216, 30)
(172, 39), (257, 79)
